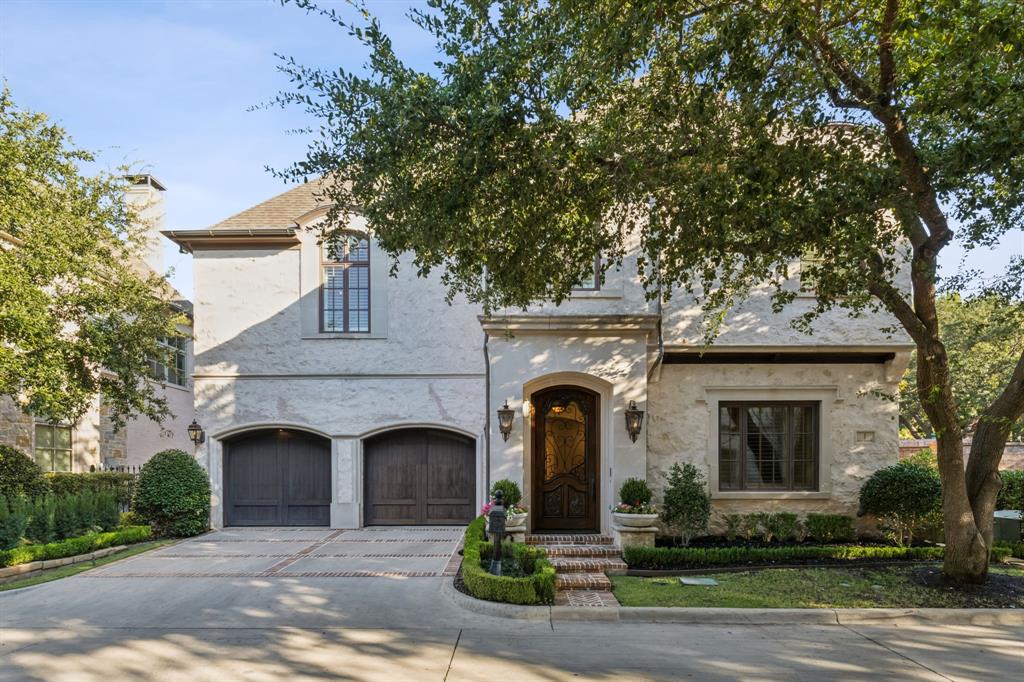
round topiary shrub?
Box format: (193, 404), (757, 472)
(859, 461), (941, 546)
(134, 449), (210, 537)
(619, 477), (653, 506)
(0, 445), (49, 500)
(489, 479), (523, 508)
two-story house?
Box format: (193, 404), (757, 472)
(0, 175), (196, 471)
(166, 179), (912, 532)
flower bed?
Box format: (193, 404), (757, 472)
(0, 525), (152, 567)
(624, 543), (1013, 570)
(460, 516), (555, 605)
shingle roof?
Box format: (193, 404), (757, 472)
(209, 178), (329, 230)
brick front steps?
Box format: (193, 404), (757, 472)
(527, 534), (623, 606)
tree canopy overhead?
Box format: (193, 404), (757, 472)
(275, 0), (1024, 583)
(0, 88), (184, 428)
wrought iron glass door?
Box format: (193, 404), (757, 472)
(532, 386), (599, 532)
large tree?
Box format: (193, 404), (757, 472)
(275, 0), (1024, 582)
(0, 88), (183, 429)
(901, 294), (1024, 442)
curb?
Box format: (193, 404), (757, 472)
(441, 575), (552, 621)
(442, 578), (1024, 625)
(0, 546), (128, 583)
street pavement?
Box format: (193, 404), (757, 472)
(1, 527), (1021, 681)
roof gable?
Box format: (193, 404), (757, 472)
(210, 179), (329, 230)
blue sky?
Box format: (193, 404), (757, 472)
(1, 0), (1020, 300)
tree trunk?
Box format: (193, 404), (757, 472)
(915, 343), (991, 582)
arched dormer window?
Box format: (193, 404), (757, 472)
(321, 234), (370, 333)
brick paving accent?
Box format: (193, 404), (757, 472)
(442, 541), (463, 577)
(265, 529), (345, 574)
(554, 590), (621, 607)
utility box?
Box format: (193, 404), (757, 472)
(993, 510), (1022, 542)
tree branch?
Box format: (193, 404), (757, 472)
(878, 0), (898, 97)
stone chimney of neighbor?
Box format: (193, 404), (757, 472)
(125, 174), (167, 275)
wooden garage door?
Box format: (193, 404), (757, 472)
(224, 429), (331, 526)
(364, 429), (475, 525)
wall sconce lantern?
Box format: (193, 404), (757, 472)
(187, 419), (206, 446)
(624, 400), (644, 443)
(497, 401), (516, 442)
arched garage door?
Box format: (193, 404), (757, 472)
(224, 429), (331, 526)
(364, 429), (476, 525)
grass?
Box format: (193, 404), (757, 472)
(611, 565), (1024, 609)
(0, 539), (176, 592)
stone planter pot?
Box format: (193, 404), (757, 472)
(612, 512), (659, 528)
(506, 512), (528, 529)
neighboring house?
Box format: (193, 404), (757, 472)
(899, 439), (1024, 472)
(166, 179), (913, 531)
(0, 175), (196, 471)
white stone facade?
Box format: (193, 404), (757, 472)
(171, 181), (912, 532)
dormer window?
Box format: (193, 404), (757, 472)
(321, 235), (370, 333)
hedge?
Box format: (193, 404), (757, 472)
(622, 543), (1012, 570)
(460, 516), (556, 605)
(0, 525), (152, 567)
(995, 541), (1024, 560)
(46, 472), (137, 510)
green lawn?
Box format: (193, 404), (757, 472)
(612, 565), (1024, 609)
(0, 540), (176, 592)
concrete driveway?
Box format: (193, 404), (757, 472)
(2, 527), (1022, 681)
(84, 526), (465, 579)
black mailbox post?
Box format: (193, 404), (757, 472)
(488, 490), (506, 576)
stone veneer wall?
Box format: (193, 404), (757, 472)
(647, 362), (902, 529)
(0, 396), (34, 453)
(99, 402), (127, 464)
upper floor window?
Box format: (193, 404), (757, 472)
(149, 336), (187, 386)
(35, 422), (72, 472)
(572, 256), (601, 291)
(799, 250), (825, 292)
(719, 402), (819, 491)
(322, 235), (370, 333)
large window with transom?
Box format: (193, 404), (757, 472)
(321, 235), (370, 333)
(718, 402), (819, 491)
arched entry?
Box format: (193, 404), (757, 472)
(223, 429), (331, 526)
(531, 386), (600, 532)
(363, 428), (475, 525)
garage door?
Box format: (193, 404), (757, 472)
(224, 429), (331, 526)
(364, 429), (476, 525)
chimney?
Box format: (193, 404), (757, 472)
(125, 174), (167, 275)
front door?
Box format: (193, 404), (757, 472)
(532, 386), (599, 532)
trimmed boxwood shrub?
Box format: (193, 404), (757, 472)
(805, 513), (856, 543)
(0, 446), (49, 500)
(460, 516), (555, 605)
(859, 461), (941, 546)
(619, 478), (653, 506)
(489, 479), (523, 508)
(0, 525), (152, 567)
(623, 544), (950, 569)
(134, 449), (210, 537)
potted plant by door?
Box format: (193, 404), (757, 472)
(612, 478), (659, 527)
(484, 479), (528, 531)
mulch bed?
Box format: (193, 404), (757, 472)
(910, 566), (1024, 608)
(628, 559), (943, 577)
(453, 567), (473, 597)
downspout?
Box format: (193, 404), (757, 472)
(483, 329), (491, 494)
(646, 197), (665, 382)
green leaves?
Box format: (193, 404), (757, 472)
(0, 87), (184, 427)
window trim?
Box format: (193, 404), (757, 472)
(571, 255), (602, 292)
(319, 235), (371, 334)
(34, 421), (73, 472)
(718, 400), (821, 493)
(149, 335), (188, 387)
